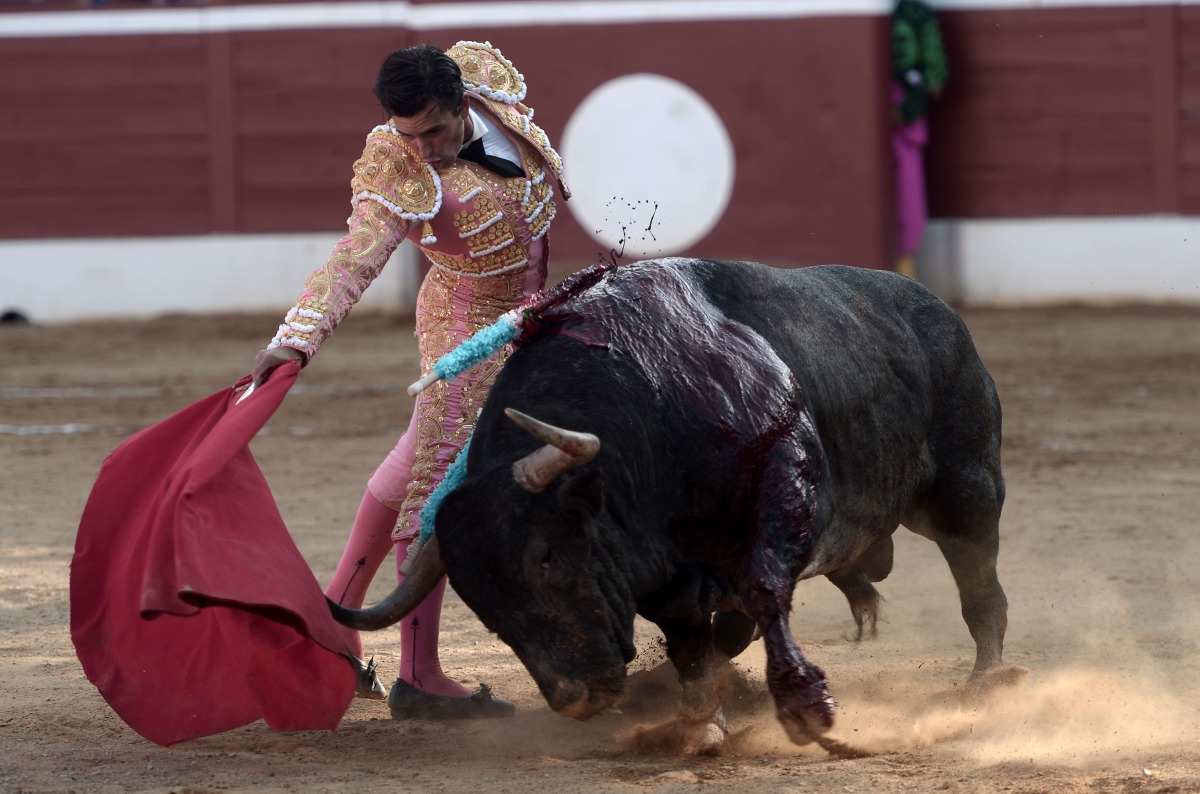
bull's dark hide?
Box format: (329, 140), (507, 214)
(345, 259), (1009, 749)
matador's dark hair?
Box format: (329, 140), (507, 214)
(374, 44), (464, 118)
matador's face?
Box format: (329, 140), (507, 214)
(390, 96), (471, 169)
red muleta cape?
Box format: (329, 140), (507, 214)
(70, 361), (357, 746)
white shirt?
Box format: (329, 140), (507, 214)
(463, 108), (523, 169)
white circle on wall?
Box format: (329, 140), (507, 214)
(562, 73), (735, 258)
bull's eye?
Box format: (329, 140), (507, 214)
(541, 547), (553, 568)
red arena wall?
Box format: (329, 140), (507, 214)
(0, 1), (1196, 278)
(0, 4), (894, 271)
(927, 4), (1200, 218)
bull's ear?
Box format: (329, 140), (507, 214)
(556, 469), (603, 520)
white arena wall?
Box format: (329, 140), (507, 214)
(917, 217), (1200, 306)
(0, 234), (419, 324)
(2, 218), (1197, 324)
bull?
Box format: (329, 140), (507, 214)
(330, 259), (1011, 751)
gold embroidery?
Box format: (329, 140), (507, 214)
(448, 169), (478, 197)
(447, 41), (567, 196)
(414, 267), (527, 363)
(422, 243), (527, 276)
(285, 201), (406, 350)
(489, 64), (513, 92)
(415, 269), (456, 368)
(448, 41), (527, 102)
(527, 119), (563, 173)
(402, 178), (431, 202)
(399, 382), (451, 532)
(417, 166), (534, 275)
(396, 264), (527, 536)
(351, 129), (439, 218)
(464, 269), (526, 331)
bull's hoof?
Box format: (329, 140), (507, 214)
(815, 735), (875, 759)
(775, 680), (837, 746)
(552, 680), (621, 721)
(968, 664), (1030, 691)
(685, 719), (729, 756)
(778, 712), (817, 746)
(625, 712), (730, 756)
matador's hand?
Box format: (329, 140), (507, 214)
(251, 346), (304, 384)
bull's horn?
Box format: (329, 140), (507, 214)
(326, 535), (446, 630)
(505, 408), (600, 493)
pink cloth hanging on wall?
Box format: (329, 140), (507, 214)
(891, 80), (931, 258)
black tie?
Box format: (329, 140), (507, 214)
(458, 138), (525, 178)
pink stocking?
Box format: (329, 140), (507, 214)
(395, 538), (471, 698)
(324, 490), (397, 658)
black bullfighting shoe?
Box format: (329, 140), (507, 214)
(387, 679), (516, 720)
(351, 655), (388, 700)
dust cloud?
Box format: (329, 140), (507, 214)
(707, 652), (1199, 767)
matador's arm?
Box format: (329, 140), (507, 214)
(266, 199), (410, 360)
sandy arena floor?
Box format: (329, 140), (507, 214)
(2, 295), (1199, 793)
